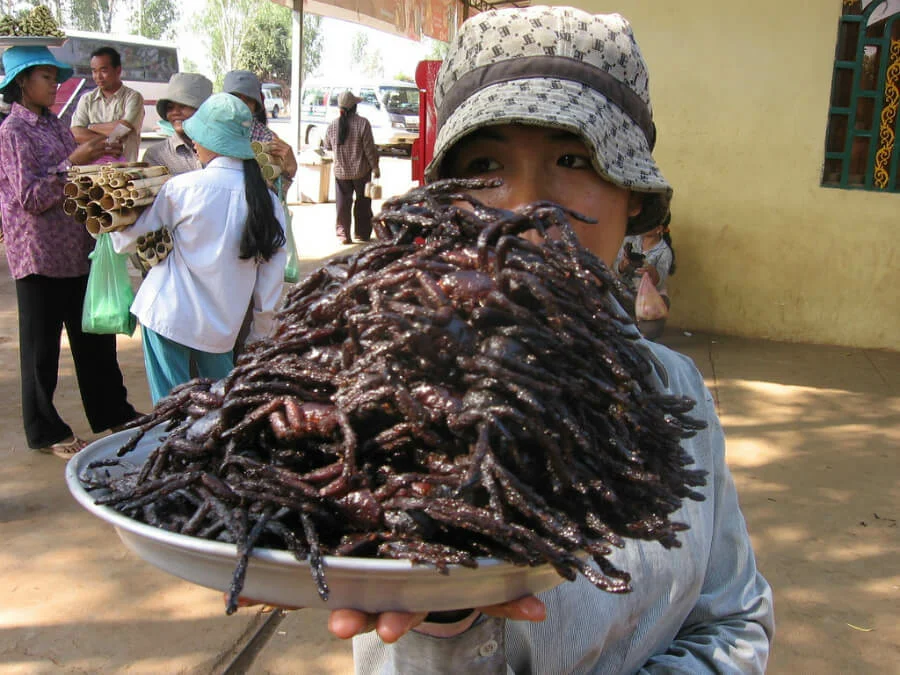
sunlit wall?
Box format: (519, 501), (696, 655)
(562, 0), (899, 350)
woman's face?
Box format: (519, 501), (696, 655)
(19, 66), (59, 110)
(233, 92), (259, 114)
(193, 142), (218, 166)
(442, 125), (641, 265)
(166, 102), (197, 133)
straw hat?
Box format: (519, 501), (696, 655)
(427, 5), (671, 233)
(183, 93), (254, 160)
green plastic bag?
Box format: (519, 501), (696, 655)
(283, 203), (300, 284)
(82, 233), (137, 336)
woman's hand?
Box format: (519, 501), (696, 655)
(234, 594), (546, 643)
(269, 137), (298, 179)
(69, 136), (112, 166)
(329, 595), (546, 643)
(637, 265), (660, 285)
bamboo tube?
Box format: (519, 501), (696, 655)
(88, 185), (105, 201)
(155, 242), (168, 257)
(63, 182), (86, 198)
(106, 208), (138, 230)
(251, 141), (271, 154)
(139, 246), (158, 266)
(126, 196), (155, 208)
(122, 166), (168, 179)
(127, 175), (169, 190)
(73, 208), (88, 224)
(99, 194), (120, 211)
(262, 163), (282, 180)
(160, 229), (172, 246)
(124, 162), (149, 168)
(107, 175), (128, 188)
(112, 188), (127, 199)
(63, 198), (80, 216)
(255, 152), (279, 166)
(129, 185), (163, 199)
(86, 201), (104, 218)
(86, 216), (104, 235)
(75, 175), (94, 186)
(69, 164), (105, 174)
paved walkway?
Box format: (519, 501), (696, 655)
(0, 183), (897, 673)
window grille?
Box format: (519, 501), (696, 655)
(824, 0), (900, 191)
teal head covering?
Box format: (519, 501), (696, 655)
(0, 45), (73, 91)
(182, 92), (254, 160)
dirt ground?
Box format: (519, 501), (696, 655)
(0, 159), (897, 672)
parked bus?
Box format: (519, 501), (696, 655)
(0, 30), (181, 136)
(300, 78), (419, 154)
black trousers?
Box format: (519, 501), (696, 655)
(16, 274), (137, 449)
(335, 174), (373, 241)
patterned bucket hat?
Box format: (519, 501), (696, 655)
(427, 6), (671, 233)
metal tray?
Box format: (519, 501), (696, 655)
(66, 429), (568, 613)
(0, 36), (67, 47)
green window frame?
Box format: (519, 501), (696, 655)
(823, 0), (900, 191)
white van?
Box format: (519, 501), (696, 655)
(300, 79), (419, 154)
(261, 83), (286, 119)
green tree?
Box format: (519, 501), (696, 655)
(131, 0), (178, 40)
(238, 5), (323, 83)
(67, 0), (126, 32)
(301, 13), (323, 80)
(350, 31), (383, 79)
(424, 37), (448, 61)
(237, 2), (289, 82)
(197, 0), (256, 86)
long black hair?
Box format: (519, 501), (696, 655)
(338, 104), (356, 145)
(238, 159), (285, 261)
(1, 70), (28, 104)
(660, 212), (676, 275)
(253, 88), (268, 126)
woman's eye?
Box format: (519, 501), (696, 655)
(461, 157), (501, 175)
(557, 154), (591, 169)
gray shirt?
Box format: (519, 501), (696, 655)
(352, 338), (774, 674)
(141, 134), (201, 175)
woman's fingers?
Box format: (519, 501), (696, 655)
(480, 595), (546, 622)
(329, 609), (429, 642)
(328, 609), (376, 639)
(375, 611), (430, 643)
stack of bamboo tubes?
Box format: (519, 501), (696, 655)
(135, 228), (173, 271)
(252, 141), (283, 184)
(63, 163), (171, 236)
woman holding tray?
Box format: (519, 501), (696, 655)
(0, 45), (138, 459)
(322, 7), (774, 672)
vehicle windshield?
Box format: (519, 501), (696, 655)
(379, 86), (419, 114)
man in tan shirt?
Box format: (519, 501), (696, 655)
(71, 46), (144, 162)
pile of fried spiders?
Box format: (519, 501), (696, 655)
(80, 178), (707, 613)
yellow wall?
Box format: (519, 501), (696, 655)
(562, 0), (899, 350)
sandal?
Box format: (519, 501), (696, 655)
(39, 436), (88, 460)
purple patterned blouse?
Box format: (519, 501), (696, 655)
(0, 103), (95, 279)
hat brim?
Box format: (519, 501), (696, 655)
(426, 79), (671, 198)
(182, 115), (255, 160)
(0, 58), (73, 92)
